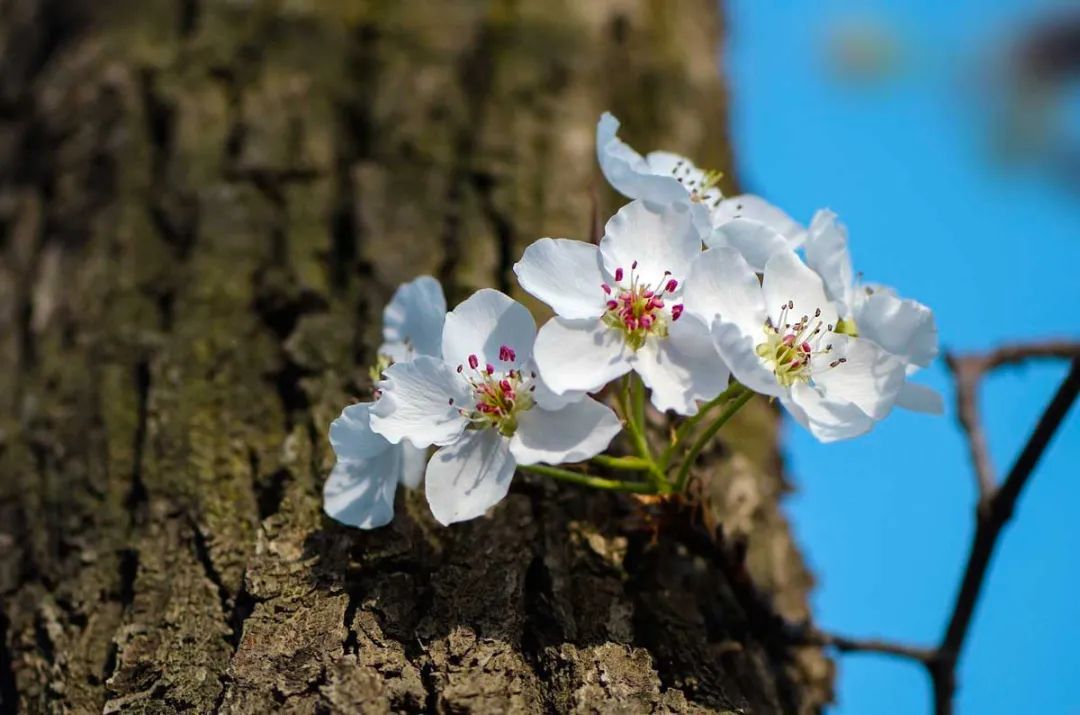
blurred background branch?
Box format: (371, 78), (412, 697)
(789, 342), (1080, 714)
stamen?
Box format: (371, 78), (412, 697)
(600, 258), (681, 349)
(457, 345), (535, 437)
(756, 298), (843, 387)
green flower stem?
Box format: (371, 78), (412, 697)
(672, 385), (754, 492)
(631, 372), (646, 431)
(591, 454), (652, 471)
(617, 376), (669, 491)
(519, 464), (658, 494)
(659, 382), (743, 469)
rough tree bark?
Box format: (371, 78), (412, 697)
(0, 1), (831, 712)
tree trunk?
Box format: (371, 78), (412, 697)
(0, 1), (831, 712)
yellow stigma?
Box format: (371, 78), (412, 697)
(834, 317), (859, 337)
(756, 329), (813, 388)
(368, 354), (392, 384)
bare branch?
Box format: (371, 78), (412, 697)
(978, 340), (1080, 369)
(791, 626), (935, 664)
(932, 357), (1080, 714)
(782, 342), (1080, 715)
(945, 339), (1080, 501)
(945, 352), (997, 499)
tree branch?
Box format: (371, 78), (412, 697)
(794, 627), (936, 664)
(932, 355), (1080, 714)
(781, 342), (1080, 715)
(945, 340), (1080, 501)
(944, 352), (997, 499)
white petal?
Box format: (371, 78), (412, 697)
(329, 402), (392, 461)
(644, 151), (723, 206)
(642, 150), (694, 177)
(380, 275), (447, 361)
(712, 194), (805, 245)
(509, 398), (621, 466)
(633, 329), (730, 415)
(531, 369), (588, 411)
(425, 430), (516, 525)
(370, 356), (471, 447)
(762, 249), (839, 330)
(804, 209), (855, 314)
(513, 238), (605, 319)
(711, 321), (785, 398)
(399, 442), (427, 489)
(896, 381), (945, 415)
(855, 290), (939, 368)
(683, 247), (767, 339)
(706, 219), (795, 273)
(811, 335), (904, 421)
(637, 151), (717, 238)
(533, 317), (632, 395)
(323, 447), (401, 529)
(599, 199), (702, 289)
(786, 383), (876, 443)
(441, 289), (536, 370)
(668, 310), (722, 358)
(597, 112), (691, 204)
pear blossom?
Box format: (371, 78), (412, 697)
(684, 247), (906, 442)
(597, 112), (804, 268)
(597, 112), (719, 233)
(324, 276), (445, 529)
(515, 199), (730, 415)
(803, 210), (943, 414)
(369, 289), (622, 525)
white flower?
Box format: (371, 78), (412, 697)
(683, 247), (906, 442)
(369, 289), (622, 526)
(803, 210), (943, 414)
(706, 194), (807, 271)
(515, 199), (730, 415)
(597, 113), (803, 270)
(324, 276), (446, 529)
(597, 112), (718, 234)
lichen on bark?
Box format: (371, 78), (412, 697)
(0, 1), (830, 712)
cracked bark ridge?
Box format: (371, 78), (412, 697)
(0, 1), (830, 713)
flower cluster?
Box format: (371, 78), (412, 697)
(325, 112), (941, 529)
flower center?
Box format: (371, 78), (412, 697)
(600, 261), (684, 351)
(454, 346), (535, 437)
(834, 317), (859, 337)
(369, 354), (393, 397)
(755, 301), (844, 387)
(669, 160), (724, 206)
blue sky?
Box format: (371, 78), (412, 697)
(724, 1), (1080, 713)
